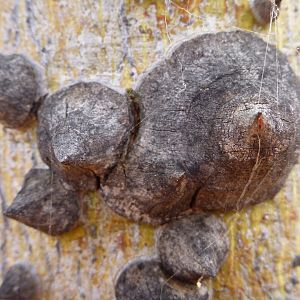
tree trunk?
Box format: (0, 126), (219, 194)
(0, 0), (299, 299)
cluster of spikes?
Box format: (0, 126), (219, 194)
(1, 30), (299, 236)
(114, 214), (229, 299)
(0, 214), (229, 299)
(0, 1), (300, 298)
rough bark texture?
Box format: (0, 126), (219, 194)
(249, 0), (282, 25)
(115, 258), (209, 300)
(37, 30), (299, 225)
(37, 81), (131, 192)
(103, 30), (300, 224)
(0, 263), (40, 300)
(157, 214), (229, 284)
(0, 1), (300, 299)
(0, 54), (43, 128)
(4, 168), (80, 235)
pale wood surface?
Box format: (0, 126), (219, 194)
(0, 1), (299, 299)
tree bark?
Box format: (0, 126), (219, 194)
(0, 0), (299, 299)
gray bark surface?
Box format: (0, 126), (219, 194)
(0, 54), (43, 128)
(102, 30), (300, 224)
(157, 214), (229, 283)
(0, 263), (40, 300)
(115, 258), (209, 300)
(4, 169), (80, 235)
(37, 81), (131, 191)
